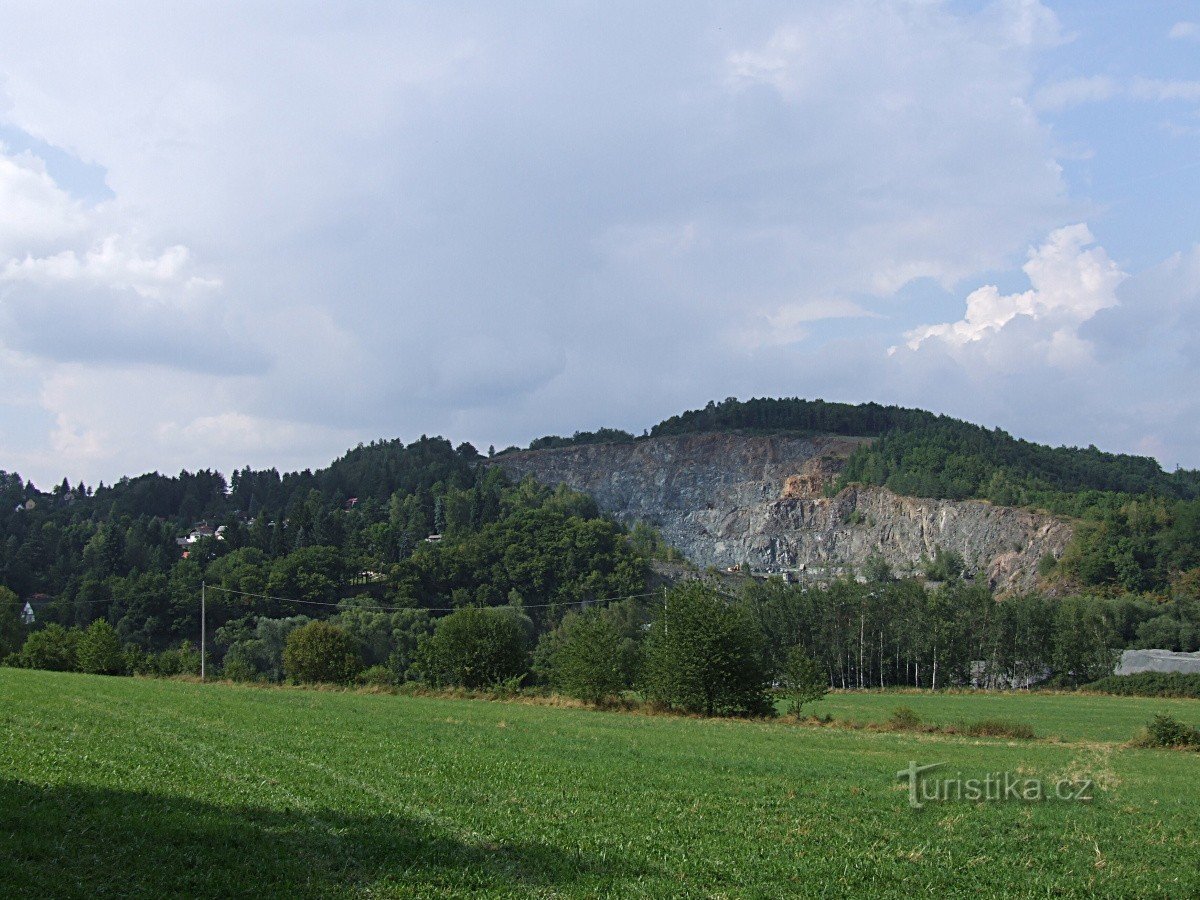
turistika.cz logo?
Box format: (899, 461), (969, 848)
(896, 761), (1095, 809)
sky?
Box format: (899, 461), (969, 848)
(1, 0), (1199, 487)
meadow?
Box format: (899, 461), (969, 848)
(2, 669), (1198, 898)
(806, 689), (1200, 743)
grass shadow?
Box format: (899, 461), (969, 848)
(0, 778), (639, 898)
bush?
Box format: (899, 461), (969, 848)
(1134, 714), (1200, 749)
(543, 608), (628, 704)
(221, 655), (261, 682)
(357, 664), (395, 687)
(150, 642), (202, 677)
(416, 607), (530, 689)
(642, 583), (773, 718)
(14, 624), (80, 672)
(963, 718), (1036, 740)
(778, 645), (828, 716)
(76, 620), (127, 675)
(886, 706), (922, 730)
(283, 621), (364, 684)
(1085, 672), (1200, 699)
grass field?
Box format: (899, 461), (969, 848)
(806, 689), (1200, 742)
(2, 670), (1199, 898)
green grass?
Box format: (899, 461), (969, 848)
(806, 689), (1200, 742)
(2, 670), (1198, 898)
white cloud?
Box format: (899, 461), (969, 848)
(2, 235), (219, 297)
(901, 224), (1125, 368)
(0, 148), (86, 256)
(742, 298), (878, 348)
(1033, 76), (1117, 111)
(1034, 75), (1200, 111)
(1169, 21), (1199, 41)
(1129, 77), (1200, 103)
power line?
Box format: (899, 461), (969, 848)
(202, 584), (660, 613)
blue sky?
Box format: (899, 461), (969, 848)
(0, 0), (1198, 486)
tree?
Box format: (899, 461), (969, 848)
(779, 645), (827, 716)
(642, 583), (773, 717)
(1052, 596), (1119, 685)
(542, 608), (627, 703)
(216, 615), (311, 682)
(417, 607), (530, 688)
(76, 619), (127, 675)
(0, 586), (25, 658)
(267, 546), (345, 605)
(16, 623), (80, 671)
(283, 621), (364, 684)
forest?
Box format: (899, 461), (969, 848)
(3, 399), (1200, 691)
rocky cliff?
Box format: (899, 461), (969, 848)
(493, 433), (1072, 592)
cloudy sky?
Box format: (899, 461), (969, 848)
(1, 0), (1199, 486)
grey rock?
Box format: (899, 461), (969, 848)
(492, 433), (1072, 593)
(1116, 649), (1200, 676)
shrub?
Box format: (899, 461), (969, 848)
(1085, 673), (1200, 699)
(283, 621), (364, 684)
(357, 664), (395, 687)
(15, 624), (80, 672)
(150, 642), (202, 677)
(416, 607), (530, 689)
(886, 706), (922, 730)
(221, 655), (261, 682)
(543, 608), (628, 704)
(76, 620), (127, 675)
(964, 718), (1035, 740)
(778, 645), (828, 716)
(1134, 714), (1200, 749)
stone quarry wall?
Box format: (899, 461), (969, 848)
(493, 433), (1072, 592)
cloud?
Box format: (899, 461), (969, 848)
(741, 298), (880, 348)
(1169, 21), (1199, 41)
(0, 148), (86, 256)
(1034, 75), (1200, 111)
(1033, 76), (1117, 112)
(0, 234), (263, 374)
(8, 0), (1192, 487)
(901, 224), (1125, 369)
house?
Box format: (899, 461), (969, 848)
(424, 533), (443, 544)
(21, 602), (34, 625)
(178, 524), (228, 547)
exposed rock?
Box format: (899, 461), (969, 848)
(492, 433), (1072, 592)
(1116, 649), (1200, 676)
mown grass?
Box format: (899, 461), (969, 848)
(806, 688), (1200, 742)
(1, 669), (1198, 898)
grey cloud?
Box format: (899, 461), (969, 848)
(0, 281), (270, 375)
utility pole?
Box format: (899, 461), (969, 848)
(200, 581), (206, 681)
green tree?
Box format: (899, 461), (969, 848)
(16, 623), (80, 671)
(283, 620), (364, 684)
(1053, 596), (1119, 685)
(0, 586), (25, 658)
(76, 619), (126, 675)
(642, 583), (773, 717)
(542, 608), (627, 703)
(779, 645), (827, 715)
(417, 607), (530, 688)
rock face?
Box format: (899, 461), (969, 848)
(492, 433), (1072, 592)
(1116, 650), (1200, 676)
